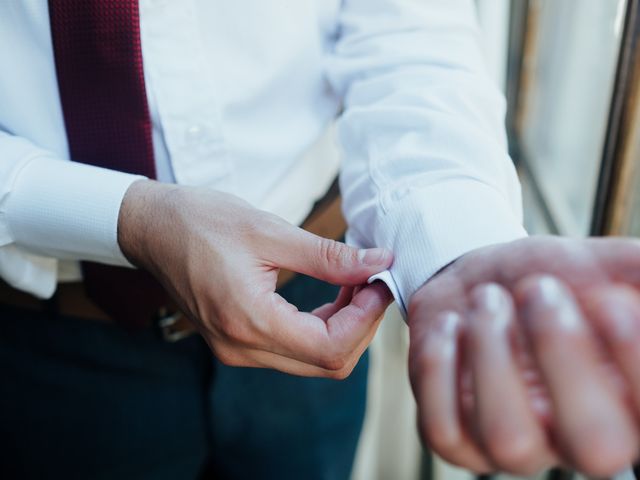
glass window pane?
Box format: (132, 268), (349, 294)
(517, 0), (627, 235)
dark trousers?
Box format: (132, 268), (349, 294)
(0, 275), (368, 480)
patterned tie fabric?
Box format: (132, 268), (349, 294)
(49, 0), (169, 327)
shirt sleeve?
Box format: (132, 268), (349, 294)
(327, 0), (527, 315)
(0, 131), (143, 298)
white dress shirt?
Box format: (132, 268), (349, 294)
(0, 0), (526, 314)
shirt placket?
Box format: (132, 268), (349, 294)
(139, 0), (231, 187)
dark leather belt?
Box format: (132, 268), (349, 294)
(0, 182), (346, 342)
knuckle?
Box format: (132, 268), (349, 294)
(214, 347), (245, 368)
(515, 274), (555, 301)
(327, 363), (356, 380)
(218, 314), (253, 345)
(317, 350), (350, 372)
(217, 315), (235, 337)
(330, 371), (349, 380)
(320, 356), (349, 372)
(588, 288), (640, 349)
(410, 311), (461, 362)
(317, 238), (353, 270)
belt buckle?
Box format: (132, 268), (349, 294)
(157, 308), (194, 343)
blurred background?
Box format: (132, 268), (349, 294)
(350, 0), (640, 479)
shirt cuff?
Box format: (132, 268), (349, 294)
(4, 157), (145, 266)
(368, 179), (527, 318)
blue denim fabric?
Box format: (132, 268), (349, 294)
(207, 274), (368, 479)
(0, 273), (368, 480)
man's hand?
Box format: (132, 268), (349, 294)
(409, 235), (640, 476)
(118, 180), (394, 378)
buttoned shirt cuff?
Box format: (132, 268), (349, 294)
(4, 157), (145, 267)
(367, 179), (528, 318)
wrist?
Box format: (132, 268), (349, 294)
(117, 179), (179, 269)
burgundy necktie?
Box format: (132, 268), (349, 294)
(48, 0), (169, 328)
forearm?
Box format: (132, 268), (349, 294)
(330, 0), (526, 311)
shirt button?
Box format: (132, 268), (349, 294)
(185, 124), (206, 145)
(392, 187), (410, 202)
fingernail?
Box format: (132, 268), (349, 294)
(471, 284), (510, 328)
(472, 283), (507, 312)
(520, 275), (565, 311)
(521, 275), (580, 330)
(358, 248), (391, 266)
(534, 275), (566, 306)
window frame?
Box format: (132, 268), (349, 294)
(506, 0), (640, 237)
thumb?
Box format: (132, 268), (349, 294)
(273, 227), (393, 285)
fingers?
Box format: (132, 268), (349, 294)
(411, 311), (493, 473)
(516, 275), (639, 477)
(311, 286), (354, 321)
(206, 281), (390, 377)
(211, 342), (365, 379)
(586, 285), (640, 419)
(270, 227), (393, 285)
(586, 237), (640, 287)
(467, 284), (556, 475)
(250, 282), (392, 372)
